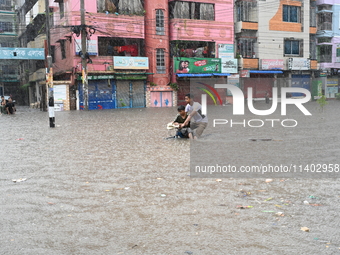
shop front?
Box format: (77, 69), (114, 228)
(78, 74), (147, 110)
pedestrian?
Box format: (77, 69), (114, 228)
(265, 91), (270, 104)
(173, 105), (191, 138)
(0, 96), (6, 114)
(180, 94), (208, 139)
(5, 98), (16, 115)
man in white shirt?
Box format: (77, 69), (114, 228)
(180, 94), (208, 139)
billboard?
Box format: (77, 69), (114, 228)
(288, 58), (310, 70)
(218, 44), (234, 59)
(113, 57), (149, 69)
(221, 58), (238, 73)
(261, 59), (284, 70)
(75, 39), (98, 55)
(174, 57), (221, 74)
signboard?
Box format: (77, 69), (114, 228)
(53, 85), (67, 103)
(0, 48), (45, 60)
(75, 39), (98, 55)
(218, 44), (234, 59)
(327, 78), (338, 86)
(240, 70), (250, 77)
(77, 75), (115, 80)
(113, 57), (149, 69)
(174, 57), (221, 74)
(288, 58), (310, 70)
(261, 59), (284, 70)
(221, 58), (238, 73)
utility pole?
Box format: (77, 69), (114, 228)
(80, 0), (88, 110)
(45, 0), (55, 127)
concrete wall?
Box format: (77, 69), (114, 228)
(257, 0), (311, 69)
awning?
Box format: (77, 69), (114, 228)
(249, 70), (283, 74)
(213, 73), (230, 76)
(176, 73), (213, 77)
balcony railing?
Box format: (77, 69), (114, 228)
(0, 4), (13, 11)
(319, 55), (332, 63)
(318, 22), (332, 31)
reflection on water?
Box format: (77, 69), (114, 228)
(1, 102), (340, 254)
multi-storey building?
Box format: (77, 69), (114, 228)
(316, 0), (340, 98)
(17, 0), (47, 109)
(0, 0), (20, 100)
(235, 0), (318, 98)
(17, 0), (327, 109)
(168, 0), (235, 105)
(18, 0), (149, 110)
(17, 0), (235, 110)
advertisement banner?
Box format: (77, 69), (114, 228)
(75, 39), (98, 55)
(113, 57), (149, 69)
(288, 58), (310, 70)
(221, 58), (238, 73)
(174, 57), (221, 74)
(218, 44), (234, 59)
(240, 70), (250, 78)
(261, 59), (284, 70)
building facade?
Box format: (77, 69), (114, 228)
(235, 0), (318, 99)
(316, 0), (340, 98)
(0, 0), (20, 100)
(17, 0), (339, 109)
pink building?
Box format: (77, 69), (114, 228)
(21, 0), (234, 109)
(167, 0), (235, 105)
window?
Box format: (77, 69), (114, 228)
(59, 0), (64, 19)
(283, 5), (300, 23)
(156, 49), (165, 74)
(310, 1), (316, 27)
(0, 22), (13, 32)
(310, 35), (316, 60)
(318, 12), (332, 30)
(98, 37), (143, 56)
(284, 39), (302, 56)
(2, 65), (16, 75)
(318, 45), (332, 63)
(0, 0), (12, 11)
(156, 9), (165, 35)
(170, 41), (215, 58)
(236, 0), (257, 22)
(237, 38), (256, 58)
(336, 47), (340, 62)
(36, 60), (45, 69)
(0, 42), (15, 47)
(60, 40), (66, 59)
(169, 2), (214, 20)
(97, 0), (144, 15)
(317, 37), (332, 44)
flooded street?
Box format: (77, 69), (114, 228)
(1, 102), (340, 254)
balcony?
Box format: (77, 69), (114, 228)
(318, 22), (332, 31)
(310, 60), (318, 70)
(235, 21), (258, 33)
(239, 58), (259, 69)
(310, 27), (317, 34)
(169, 19), (233, 42)
(70, 12), (145, 39)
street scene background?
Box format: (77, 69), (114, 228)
(1, 102), (340, 254)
